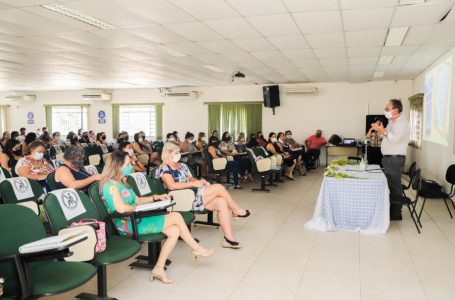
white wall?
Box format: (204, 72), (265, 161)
(410, 47), (455, 184)
(0, 81), (412, 148)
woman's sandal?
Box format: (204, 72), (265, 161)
(222, 237), (242, 249)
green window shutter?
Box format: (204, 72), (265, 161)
(208, 104), (221, 135)
(246, 103), (262, 137)
(45, 106), (53, 132)
(155, 104), (163, 140)
(112, 105), (119, 138)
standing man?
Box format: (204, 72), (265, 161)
(305, 129), (327, 170)
(371, 99), (410, 220)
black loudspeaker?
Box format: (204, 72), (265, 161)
(329, 134), (342, 146)
(365, 115), (388, 133)
(263, 85), (280, 108)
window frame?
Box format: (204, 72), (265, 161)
(112, 103), (163, 140)
(45, 104), (89, 136)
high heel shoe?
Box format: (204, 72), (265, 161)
(192, 246), (214, 260)
(222, 237), (242, 249)
(150, 267), (174, 284)
(233, 209), (251, 219)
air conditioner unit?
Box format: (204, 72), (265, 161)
(160, 89), (198, 98)
(284, 87), (318, 95)
(81, 93), (112, 101)
(5, 95), (36, 102)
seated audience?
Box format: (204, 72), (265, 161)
(257, 131), (267, 147)
(96, 132), (110, 153)
(279, 132), (305, 176)
(79, 131), (91, 144)
(51, 131), (64, 146)
(210, 129), (219, 139)
(67, 131), (80, 146)
(89, 130), (96, 144)
(38, 127), (48, 141)
(54, 146), (101, 191)
(157, 141), (249, 249)
(172, 131), (181, 143)
(165, 133), (176, 143)
(11, 131), (19, 141)
(180, 132), (208, 177)
(22, 132), (37, 155)
(18, 127), (26, 142)
(207, 136), (242, 189)
(16, 140), (54, 183)
(133, 132), (160, 165)
(247, 133), (259, 148)
(195, 132), (206, 151)
(118, 142), (146, 173)
(235, 132), (247, 153)
(1, 131), (10, 148)
(220, 132), (252, 182)
(101, 150), (214, 284)
(305, 129), (327, 169)
(266, 132), (296, 179)
(0, 139), (22, 173)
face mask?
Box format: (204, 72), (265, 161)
(286, 135), (291, 139)
(138, 137), (144, 143)
(33, 152), (44, 160)
(226, 136), (231, 141)
(169, 137), (175, 142)
(316, 134), (322, 138)
(102, 136), (106, 140)
(122, 163), (134, 177)
(271, 138), (277, 143)
(172, 153), (181, 163)
(14, 149), (21, 155)
(384, 110), (393, 119)
(127, 149), (134, 156)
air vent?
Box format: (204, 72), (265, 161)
(0, 59), (24, 65)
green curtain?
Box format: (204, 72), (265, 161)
(155, 104), (163, 140)
(208, 103), (262, 138)
(112, 105), (119, 138)
(45, 106), (53, 132)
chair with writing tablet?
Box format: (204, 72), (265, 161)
(127, 173), (195, 228)
(0, 204), (97, 299)
(0, 177), (45, 216)
(44, 188), (141, 299)
(247, 148), (272, 192)
(88, 183), (171, 270)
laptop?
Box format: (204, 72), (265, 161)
(340, 138), (356, 147)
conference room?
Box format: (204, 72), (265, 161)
(0, 0), (455, 299)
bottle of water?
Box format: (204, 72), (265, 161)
(359, 158), (366, 171)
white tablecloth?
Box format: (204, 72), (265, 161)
(305, 165), (390, 234)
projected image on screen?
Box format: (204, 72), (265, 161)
(423, 56), (452, 146)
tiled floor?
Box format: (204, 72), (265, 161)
(44, 169), (455, 300)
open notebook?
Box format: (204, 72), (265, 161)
(135, 200), (172, 212)
(19, 230), (88, 254)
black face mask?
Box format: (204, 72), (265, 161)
(13, 149), (22, 155)
(102, 136), (106, 140)
(316, 134), (322, 138)
(226, 136), (231, 141)
(71, 137), (78, 143)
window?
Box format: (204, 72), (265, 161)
(113, 104), (162, 140)
(0, 106), (9, 134)
(409, 93), (423, 149)
(207, 102), (262, 138)
(45, 105), (88, 135)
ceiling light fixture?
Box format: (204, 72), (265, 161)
(378, 56), (394, 64)
(384, 27), (409, 46)
(145, 45), (186, 57)
(202, 65), (224, 73)
(41, 3), (115, 30)
(373, 71), (385, 78)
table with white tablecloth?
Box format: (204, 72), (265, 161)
(305, 165), (390, 234)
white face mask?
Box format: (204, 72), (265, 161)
(172, 153), (181, 163)
(271, 138), (277, 143)
(127, 149), (134, 156)
(34, 152), (44, 160)
(169, 137), (175, 142)
(384, 110), (393, 119)
(138, 137), (144, 143)
(286, 135), (292, 139)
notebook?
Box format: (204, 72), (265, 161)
(135, 200), (172, 212)
(19, 230), (88, 254)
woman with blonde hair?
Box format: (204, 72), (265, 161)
(156, 141), (250, 249)
(99, 150), (214, 284)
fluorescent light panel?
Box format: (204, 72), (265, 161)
(373, 71), (385, 78)
(385, 27), (409, 46)
(41, 3), (115, 30)
(378, 56), (394, 64)
(202, 65), (224, 73)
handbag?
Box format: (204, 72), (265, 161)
(71, 218), (106, 253)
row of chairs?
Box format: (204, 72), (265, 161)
(0, 169), (201, 299)
(395, 162), (455, 233)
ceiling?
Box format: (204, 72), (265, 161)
(0, 0), (455, 91)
